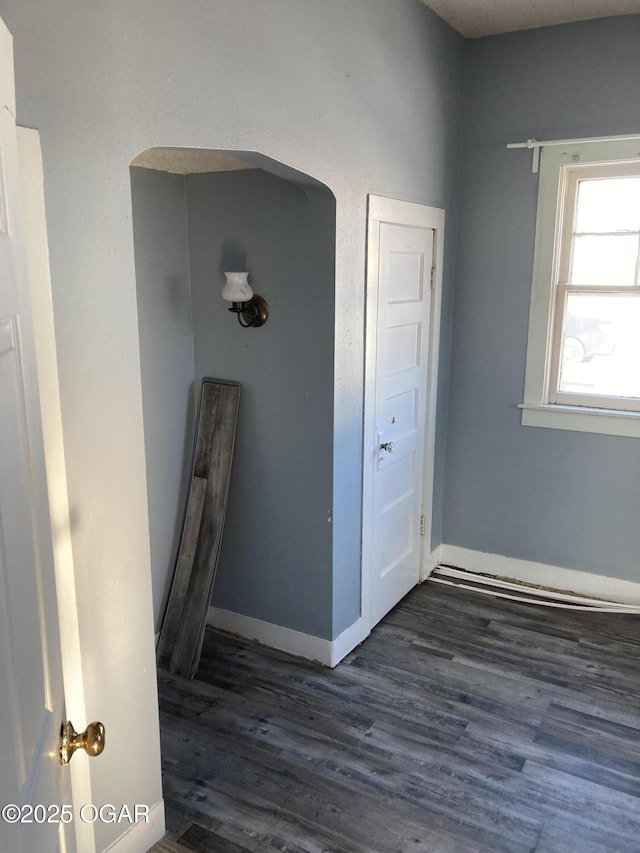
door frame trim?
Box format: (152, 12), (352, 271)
(362, 195), (445, 634)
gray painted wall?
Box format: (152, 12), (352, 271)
(444, 15), (640, 580)
(130, 167), (195, 629)
(0, 0), (463, 650)
(130, 163), (336, 639)
(0, 6), (462, 829)
(187, 169), (336, 638)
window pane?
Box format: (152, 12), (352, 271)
(575, 177), (640, 233)
(570, 234), (638, 285)
(559, 292), (640, 400)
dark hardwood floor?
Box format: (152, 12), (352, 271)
(152, 582), (640, 852)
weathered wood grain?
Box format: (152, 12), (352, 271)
(156, 378), (240, 678)
(151, 582), (640, 852)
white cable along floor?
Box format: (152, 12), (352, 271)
(430, 564), (640, 614)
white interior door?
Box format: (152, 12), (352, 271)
(364, 196), (444, 631)
(0, 19), (74, 853)
(371, 223), (433, 625)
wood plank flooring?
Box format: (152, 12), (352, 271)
(152, 582), (640, 852)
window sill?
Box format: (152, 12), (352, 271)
(519, 402), (640, 438)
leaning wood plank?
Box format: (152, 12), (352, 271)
(157, 378), (240, 678)
(182, 380), (241, 678)
(155, 476), (207, 665)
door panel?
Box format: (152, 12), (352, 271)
(379, 389), (418, 435)
(385, 321), (421, 374)
(370, 222), (433, 626)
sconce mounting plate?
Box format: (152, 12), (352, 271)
(234, 294), (269, 328)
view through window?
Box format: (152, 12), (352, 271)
(551, 168), (640, 411)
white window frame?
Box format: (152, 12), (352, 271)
(520, 139), (640, 438)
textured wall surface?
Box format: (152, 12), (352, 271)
(444, 15), (640, 580)
(188, 169), (335, 638)
(130, 166), (195, 628)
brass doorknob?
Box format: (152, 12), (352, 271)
(59, 720), (105, 765)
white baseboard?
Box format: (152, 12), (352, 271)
(104, 800), (164, 853)
(207, 549), (443, 668)
(207, 607), (369, 668)
(439, 545), (640, 605)
(421, 546), (441, 582)
(329, 616), (369, 667)
(192, 548), (640, 675)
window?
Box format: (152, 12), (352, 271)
(520, 140), (640, 437)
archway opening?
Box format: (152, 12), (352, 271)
(130, 148), (336, 640)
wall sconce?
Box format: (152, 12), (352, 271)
(221, 271), (269, 328)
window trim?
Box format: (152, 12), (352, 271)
(520, 139), (640, 438)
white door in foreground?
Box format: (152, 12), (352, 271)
(0, 17), (75, 853)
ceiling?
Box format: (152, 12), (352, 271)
(421, 0), (640, 38)
(131, 148), (255, 174)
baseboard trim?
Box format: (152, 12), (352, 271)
(439, 545), (640, 605)
(421, 546), (441, 582)
(207, 608), (368, 668)
(330, 616), (369, 667)
(104, 800), (164, 853)
(206, 549), (442, 668)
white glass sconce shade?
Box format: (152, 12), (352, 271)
(222, 271), (253, 303)
(220, 270), (269, 327)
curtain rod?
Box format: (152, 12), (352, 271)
(506, 133), (640, 173)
